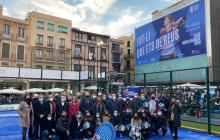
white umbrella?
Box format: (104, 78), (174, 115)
(46, 88), (64, 93)
(83, 86), (103, 90)
(177, 82), (202, 89)
(0, 88), (24, 94)
(24, 88), (47, 93)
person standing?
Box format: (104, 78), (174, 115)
(32, 93), (45, 140)
(168, 97), (181, 139)
(80, 92), (93, 115)
(107, 93), (120, 116)
(56, 94), (69, 120)
(17, 94), (34, 140)
(68, 96), (79, 123)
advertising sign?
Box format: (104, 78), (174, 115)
(135, 0), (206, 65)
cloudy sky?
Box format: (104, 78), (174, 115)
(0, 0), (180, 37)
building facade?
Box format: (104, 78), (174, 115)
(26, 11), (72, 70)
(109, 38), (124, 92)
(118, 34), (135, 86)
(0, 5), (30, 68)
(71, 28), (110, 91)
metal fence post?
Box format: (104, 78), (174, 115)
(170, 71), (173, 95)
(206, 67), (211, 134)
(109, 76), (112, 93)
(144, 73), (146, 88)
(78, 71), (81, 92)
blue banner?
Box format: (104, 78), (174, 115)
(135, 0), (206, 65)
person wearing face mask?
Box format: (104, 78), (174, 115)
(82, 112), (96, 139)
(68, 96), (79, 124)
(42, 113), (56, 140)
(129, 112), (142, 139)
(141, 111), (151, 139)
(123, 95), (134, 114)
(106, 93), (120, 116)
(56, 111), (70, 140)
(32, 93), (45, 140)
(149, 94), (159, 135)
(110, 110), (122, 137)
(69, 112), (83, 139)
(93, 97), (106, 117)
(121, 108), (132, 136)
(168, 97), (181, 139)
(56, 94), (69, 120)
(137, 93), (148, 112)
(17, 94), (34, 140)
(80, 92), (93, 115)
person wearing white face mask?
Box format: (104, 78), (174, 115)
(32, 94), (45, 140)
(106, 93), (120, 116)
(56, 94), (69, 120)
(110, 110), (122, 137)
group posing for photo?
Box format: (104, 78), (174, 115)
(17, 90), (181, 140)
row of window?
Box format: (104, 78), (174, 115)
(0, 62), (24, 67)
(36, 34), (65, 48)
(1, 43), (24, 60)
(35, 49), (66, 61)
(35, 65), (65, 71)
(3, 24), (25, 38)
(72, 65), (106, 79)
(36, 21), (68, 33)
(74, 45), (107, 60)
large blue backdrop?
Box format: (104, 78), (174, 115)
(135, 0), (206, 66)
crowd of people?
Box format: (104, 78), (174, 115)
(17, 90), (182, 140)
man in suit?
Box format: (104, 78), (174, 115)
(56, 94), (69, 120)
(33, 93), (45, 140)
(80, 92), (94, 115)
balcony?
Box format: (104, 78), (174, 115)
(73, 54), (83, 59)
(34, 55), (44, 60)
(111, 58), (122, 64)
(59, 43), (66, 49)
(35, 40), (43, 46)
(112, 47), (122, 53)
(47, 42), (55, 48)
(16, 34), (28, 42)
(46, 56), (56, 61)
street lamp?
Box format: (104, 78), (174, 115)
(97, 41), (104, 94)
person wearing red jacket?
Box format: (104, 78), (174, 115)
(68, 96), (79, 124)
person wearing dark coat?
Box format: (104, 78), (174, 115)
(32, 94), (45, 140)
(92, 97), (106, 115)
(168, 97), (181, 139)
(141, 111), (152, 139)
(69, 112), (84, 139)
(42, 95), (56, 137)
(80, 92), (94, 115)
(56, 95), (69, 120)
(110, 110), (122, 137)
(107, 93), (120, 115)
(82, 111), (96, 139)
(56, 111), (69, 140)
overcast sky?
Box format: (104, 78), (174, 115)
(0, 0), (180, 37)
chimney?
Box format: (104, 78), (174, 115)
(0, 5), (3, 16)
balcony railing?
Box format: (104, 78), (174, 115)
(35, 40), (43, 46)
(47, 42), (55, 48)
(112, 47), (123, 53)
(59, 44), (66, 49)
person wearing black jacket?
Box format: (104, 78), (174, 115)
(110, 110), (122, 137)
(141, 111), (151, 139)
(56, 94), (69, 120)
(42, 95), (56, 137)
(80, 92), (94, 114)
(82, 111), (96, 139)
(168, 97), (181, 139)
(56, 111), (69, 140)
(32, 94), (45, 140)
(69, 112), (84, 139)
